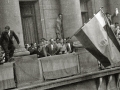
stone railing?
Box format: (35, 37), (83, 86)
(13, 67), (120, 90)
(11, 48), (120, 90)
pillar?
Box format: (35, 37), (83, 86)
(91, 0), (110, 14)
(60, 0), (82, 39)
(0, 0), (29, 56)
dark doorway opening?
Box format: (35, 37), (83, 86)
(20, 1), (39, 44)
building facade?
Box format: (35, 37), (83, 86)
(0, 0), (119, 48)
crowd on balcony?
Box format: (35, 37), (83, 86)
(113, 22), (120, 40)
(25, 37), (74, 58)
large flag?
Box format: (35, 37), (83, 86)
(74, 10), (120, 67)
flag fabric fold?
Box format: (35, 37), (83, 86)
(75, 10), (120, 67)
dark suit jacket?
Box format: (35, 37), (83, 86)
(28, 47), (37, 55)
(37, 46), (47, 58)
(46, 43), (58, 56)
(0, 30), (20, 47)
(107, 13), (116, 25)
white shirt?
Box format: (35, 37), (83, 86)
(8, 30), (10, 36)
(67, 43), (71, 52)
(51, 44), (53, 50)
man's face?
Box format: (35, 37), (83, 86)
(63, 39), (66, 43)
(115, 24), (119, 28)
(59, 15), (62, 19)
(106, 14), (111, 19)
(34, 43), (37, 47)
(40, 42), (44, 46)
(5, 28), (9, 32)
(56, 39), (60, 43)
(50, 39), (54, 44)
(116, 26), (120, 29)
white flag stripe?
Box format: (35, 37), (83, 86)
(95, 11), (108, 45)
(82, 17), (108, 56)
(95, 11), (106, 27)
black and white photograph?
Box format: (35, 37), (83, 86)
(0, 0), (120, 90)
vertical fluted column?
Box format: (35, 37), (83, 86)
(0, 0), (29, 56)
(0, 0), (24, 47)
(60, 0), (82, 38)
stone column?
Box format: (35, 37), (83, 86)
(0, 0), (29, 56)
(60, 0), (82, 39)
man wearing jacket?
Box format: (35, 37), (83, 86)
(0, 26), (20, 62)
(46, 38), (58, 56)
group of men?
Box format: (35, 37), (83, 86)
(0, 8), (119, 64)
(106, 9), (120, 40)
(112, 22), (120, 40)
(25, 37), (73, 58)
(0, 25), (73, 64)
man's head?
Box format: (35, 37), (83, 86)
(30, 43), (34, 47)
(45, 40), (49, 45)
(63, 38), (66, 44)
(106, 13), (111, 19)
(58, 14), (62, 19)
(5, 26), (10, 32)
(56, 38), (60, 43)
(116, 26), (120, 29)
(34, 43), (37, 47)
(115, 22), (119, 28)
(66, 37), (71, 43)
(39, 41), (44, 46)
(50, 38), (54, 44)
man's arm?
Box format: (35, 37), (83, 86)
(0, 33), (3, 42)
(54, 44), (59, 55)
(13, 31), (20, 44)
(43, 47), (47, 57)
(0, 32), (4, 45)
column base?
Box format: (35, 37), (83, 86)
(14, 48), (30, 57)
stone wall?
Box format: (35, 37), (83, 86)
(60, 0), (82, 39)
(39, 0), (60, 40)
(91, 0), (110, 14)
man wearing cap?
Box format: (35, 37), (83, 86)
(0, 26), (20, 62)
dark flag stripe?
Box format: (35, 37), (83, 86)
(75, 29), (111, 67)
(104, 24), (120, 52)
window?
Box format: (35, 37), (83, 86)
(81, 12), (89, 25)
(80, 0), (92, 25)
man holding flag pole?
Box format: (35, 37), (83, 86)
(74, 7), (120, 68)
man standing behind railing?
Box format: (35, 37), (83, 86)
(56, 14), (63, 39)
(46, 38), (58, 56)
(0, 26), (20, 63)
(37, 41), (47, 58)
